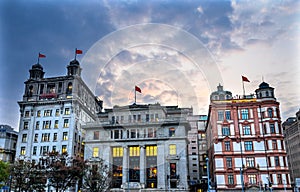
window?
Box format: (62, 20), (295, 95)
(155, 114), (159, 121)
(64, 108), (70, 115)
(245, 141), (253, 151)
(228, 175), (234, 185)
(53, 133), (57, 141)
(248, 175), (257, 184)
(44, 110), (52, 117)
(277, 174), (282, 184)
(146, 146), (157, 156)
(146, 114), (150, 122)
(33, 146), (37, 155)
(241, 109), (249, 120)
(24, 111), (30, 117)
(113, 147), (123, 157)
(272, 140), (278, 150)
(41, 133), (50, 142)
(137, 114), (141, 122)
(20, 147), (26, 155)
(55, 109), (60, 116)
(113, 130), (123, 139)
(36, 121), (40, 129)
(93, 147), (99, 157)
(224, 141), (231, 151)
(226, 157), (232, 168)
(225, 110), (231, 120)
(222, 126), (230, 136)
(275, 156), (280, 166)
(268, 108), (273, 118)
(93, 131), (100, 140)
(23, 122), (29, 130)
(62, 145), (67, 153)
(52, 146), (56, 152)
(169, 144), (176, 155)
(246, 157), (255, 167)
(43, 121), (51, 129)
(63, 119), (69, 128)
(170, 163), (177, 187)
(169, 127), (175, 137)
(37, 110), (41, 117)
(39, 84), (44, 94)
(22, 134), (27, 142)
(270, 123), (275, 134)
(63, 132), (68, 141)
(34, 134), (38, 142)
(218, 110), (224, 121)
(243, 125), (251, 135)
(66, 82), (72, 94)
(129, 146), (140, 156)
(147, 128), (156, 138)
(54, 120), (59, 128)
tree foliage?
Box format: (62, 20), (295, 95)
(0, 160), (9, 188)
(82, 158), (112, 192)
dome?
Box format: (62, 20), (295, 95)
(259, 82), (269, 89)
(32, 63), (43, 70)
(69, 59), (80, 66)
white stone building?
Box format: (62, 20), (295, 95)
(0, 124), (18, 162)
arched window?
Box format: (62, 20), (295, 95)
(28, 85), (33, 96)
(66, 82), (72, 94)
(267, 108), (273, 118)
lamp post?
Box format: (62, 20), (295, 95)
(240, 167), (244, 192)
(206, 157), (210, 192)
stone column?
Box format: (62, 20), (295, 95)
(140, 145), (146, 188)
(122, 146), (128, 185)
(157, 142), (166, 189)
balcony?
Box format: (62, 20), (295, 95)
(39, 93), (57, 99)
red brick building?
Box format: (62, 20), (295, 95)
(206, 82), (291, 191)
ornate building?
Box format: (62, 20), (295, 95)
(16, 59), (102, 162)
(83, 103), (192, 191)
(0, 124), (18, 162)
(206, 83), (291, 191)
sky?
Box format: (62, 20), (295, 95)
(0, 0), (299, 130)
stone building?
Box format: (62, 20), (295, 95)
(16, 59), (102, 162)
(206, 83), (291, 191)
(83, 103), (192, 191)
(283, 109), (300, 188)
(0, 124), (18, 162)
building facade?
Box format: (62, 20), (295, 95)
(283, 109), (300, 189)
(0, 125), (18, 162)
(16, 60), (102, 162)
(83, 104), (192, 191)
(206, 83), (291, 191)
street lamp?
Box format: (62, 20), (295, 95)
(206, 157), (210, 192)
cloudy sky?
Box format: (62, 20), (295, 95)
(0, 0), (299, 129)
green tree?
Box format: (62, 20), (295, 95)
(0, 160), (9, 188)
(82, 158), (112, 192)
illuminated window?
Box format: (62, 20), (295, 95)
(93, 131), (100, 140)
(169, 144), (176, 155)
(53, 133), (57, 141)
(44, 110), (52, 117)
(54, 120), (59, 128)
(129, 146), (140, 156)
(129, 146), (140, 182)
(93, 147), (99, 157)
(64, 108), (70, 115)
(63, 119), (69, 128)
(23, 122), (29, 130)
(222, 126), (230, 136)
(169, 127), (175, 137)
(248, 175), (257, 184)
(243, 125), (251, 135)
(146, 146), (157, 156)
(155, 114), (159, 121)
(62, 145), (67, 154)
(22, 134), (27, 142)
(63, 132), (68, 141)
(20, 147), (26, 155)
(170, 163), (177, 188)
(113, 147), (123, 157)
(35, 121), (40, 129)
(55, 109), (60, 116)
(66, 82), (72, 94)
(146, 145), (157, 188)
(41, 133), (50, 142)
(43, 121), (51, 129)
(241, 109), (249, 120)
(37, 110), (41, 117)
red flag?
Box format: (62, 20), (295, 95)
(39, 53), (46, 58)
(76, 49), (83, 54)
(242, 76), (250, 82)
(135, 85), (141, 93)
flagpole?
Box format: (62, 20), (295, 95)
(37, 52), (40, 64)
(135, 88), (136, 104)
(75, 48), (77, 60)
(242, 80), (245, 97)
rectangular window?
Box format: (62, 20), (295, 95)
(245, 141), (253, 151)
(112, 147), (123, 157)
(224, 141), (231, 151)
(226, 157), (232, 168)
(155, 114), (159, 121)
(55, 109), (60, 116)
(62, 145), (67, 154)
(24, 111), (30, 117)
(34, 134), (38, 142)
(270, 123), (276, 134)
(272, 140), (278, 150)
(146, 114), (150, 122)
(20, 147), (26, 155)
(43, 121), (51, 129)
(243, 125), (251, 135)
(41, 133), (50, 142)
(128, 115), (131, 123)
(64, 108), (70, 115)
(63, 119), (69, 128)
(44, 110), (52, 117)
(146, 146), (157, 156)
(148, 128), (156, 138)
(133, 115), (136, 122)
(36, 121), (40, 129)
(22, 134), (27, 142)
(218, 110), (224, 121)
(169, 127), (175, 137)
(222, 126), (230, 136)
(246, 157), (255, 167)
(225, 110), (231, 120)
(63, 132), (68, 141)
(129, 146), (140, 182)
(93, 147), (99, 158)
(129, 146), (140, 156)
(170, 163), (177, 180)
(52, 146), (56, 152)
(248, 175), (257, 184)
(241, 109), (249, 120)
(93, 131), (100, 140)
(23, 122), (29, 130)
(37, 110), (41, 117)
(54, 120), (59, 128)
(275, 156), (280, 166)
(137, 114), (141, 122)
(53, 133), (57, 141)
(277, 174), (282, 184)
(33, 146), (37, 155)
(169, 144), (176, 155)
(228, 175), (234, 185)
